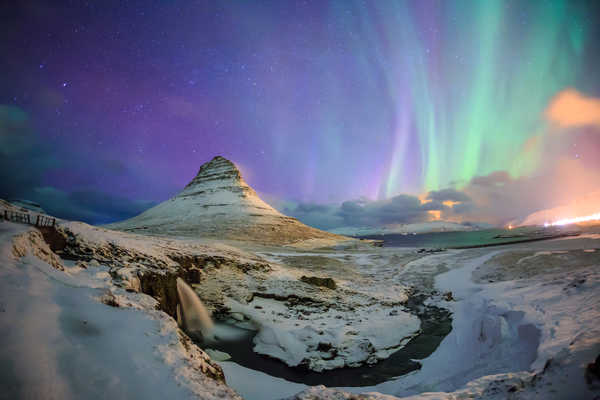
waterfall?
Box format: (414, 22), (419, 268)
(176, 278), (214, 341)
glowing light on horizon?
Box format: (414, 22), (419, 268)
(547, 212), (600, 226)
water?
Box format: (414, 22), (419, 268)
(204, 301), (452, 387)
(358, 226), (573, 249)
(176, 277), (214, 340)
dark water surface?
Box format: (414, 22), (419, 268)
(203, 301), (451, 387)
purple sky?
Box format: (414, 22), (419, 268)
(1, 0), (599, 227)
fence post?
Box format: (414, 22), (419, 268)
(36, 215), (40, 227)
(3, 210), (6, 220)
(52, 218), (56, 227)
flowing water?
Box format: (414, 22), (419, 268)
(176, 277), (214, 341)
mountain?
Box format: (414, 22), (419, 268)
(106, 156), (348, 245)
(329, 220), (488, 236)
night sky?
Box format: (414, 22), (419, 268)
(2, 0), (600, 227)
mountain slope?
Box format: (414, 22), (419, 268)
(106, 156), (347, 244)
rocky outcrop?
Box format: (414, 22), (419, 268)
(300, 275), (337, 289)
(49, 222), (269, 312)
(106, 156), (348, 245)
(11, 229), (64, 271)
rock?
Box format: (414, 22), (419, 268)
(11, 230), (64, 271)
(300, 275), (336, 289)
(443, 291), (454, 301)
(204, 349), (231, 361)
(115, 267), (142, 292)
(585, 354), (600, 384)
(100, 290), (119, 307)
(76, 261), (88, 269)
(104, 156), (348, 245)
(230, 312), (245, 322)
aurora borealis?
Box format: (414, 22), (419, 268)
(1, 0), (600, 226)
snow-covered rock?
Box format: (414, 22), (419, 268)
(0, 222), (240, 400)
(106, 156), (348, 245)
(229, 295), (419, 372)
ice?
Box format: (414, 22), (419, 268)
(219, 361), (308, 400)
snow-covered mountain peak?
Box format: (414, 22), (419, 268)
(185, 156), (242, 189)
(106, 156), (347, 245)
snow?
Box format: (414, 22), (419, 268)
(218, 240), (600, 400)
(369, 251), (541, 394)
(228, 296), (420, 371)
(59, 219), (263, 268)
(0, 222), (240, 400)
(219, 361), (308, 400)
(341, 240), (600, 399)
(218, 250), (421, 371)
(2, 207), (599, 400)
(105, 156), (346, 245)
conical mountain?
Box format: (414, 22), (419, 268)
(106, 156), (347, 244)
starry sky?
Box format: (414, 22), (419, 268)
(2, 0), (600, 227)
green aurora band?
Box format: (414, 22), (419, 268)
(341, 0), (590, 197)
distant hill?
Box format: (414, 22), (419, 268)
(329, 220), (489, 236)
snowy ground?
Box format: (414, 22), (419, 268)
(222, 250), (422, 372)
(222, 239), (600, 400)
(0, 222), (240, 400)
(1, 216), (599, 400)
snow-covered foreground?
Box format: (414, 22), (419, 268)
(0, 223), (239, 400)
(223, 250), (421, 373)
(222, 241), (600, 400)
(1, 216), (599, 400)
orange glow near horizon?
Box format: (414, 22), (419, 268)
(442, 200), (459, 208)
(545, 212), (600, 227)
(428, 210), (441, 220)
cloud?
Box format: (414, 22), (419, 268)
(283, 202), (344, 231)
(279, 87), (600, 230)
(284, 194), (450, 230)
(445, 155), (600, 225)
(369, 195), (429, 224)
(469, 171), (511, 187)
(426, 188), (471, 203)
(0, 104), (155, 225)
(32, 187), (156, 225)
(421, 199), (447, 211)
(0, 105), (55, 199)
(546, 89), (600, 128)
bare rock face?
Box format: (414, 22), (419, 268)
(106, 156), (346, 245)
(300, 275), (337, 289)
